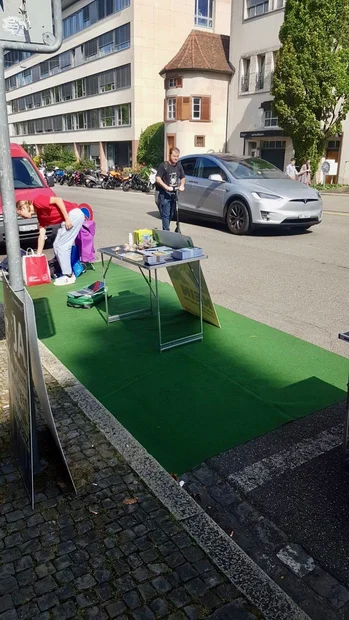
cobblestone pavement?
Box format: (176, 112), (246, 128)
(0, 338), (264, 620)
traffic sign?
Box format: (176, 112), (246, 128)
(321, 161), (330, 174)
(0, 0), (54, 45)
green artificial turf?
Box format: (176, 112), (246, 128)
(23, 263), (348, 474)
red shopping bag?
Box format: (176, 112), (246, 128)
(22, 250), (51, 286)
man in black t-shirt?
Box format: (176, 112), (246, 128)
(156, 147), (185, 230)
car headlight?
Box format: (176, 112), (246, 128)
(252, 192), (282, 201)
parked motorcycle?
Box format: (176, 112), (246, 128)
(148, 168), (157, 192)
(84, 169), (102, 188)
(68, 170), (88, 187)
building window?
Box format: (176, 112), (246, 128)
(100, 106), (116, 127)
(84, 39), (98, 59)
(115, 64), (131, 89)
(5, 24), (131, 93)
(327, 140), (340, 150)
(192, 97), (202, 120)
(75, 79), (85, 98)
(60, 51), (71, 70)
(264, 104), (278, 127)
(85, 75), (99, 96)
(40, 61), (49, 78)
(62, 83), (73, 101)
(256, 54), (265, 90)
(99, 31), (114, 55)
(13, 104), (131, 135)
(167, 98), (176, 120)
(115, 23), (130, 51)
(241, 58), (250, 92)
(194, 0), (214, 28)
(23, 69), (32, 85)
(100, 70), (115, 92)
(42, 89), (52, 106)
(195, 135), (205, 147)
(246, 0), (269, 18)
(116, 103), (131, 126)
(10, 64), (131, 113)
(262, 140), (286, 148)
(166, 76), (183, 89)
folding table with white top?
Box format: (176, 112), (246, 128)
(98, 246), (207, 352)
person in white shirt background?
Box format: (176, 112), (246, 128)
(286, 158), (298, 180)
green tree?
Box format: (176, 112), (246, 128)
(272, 0), (349, 174)
(137, 122), (164, 168)
(42, 144), (76, 167)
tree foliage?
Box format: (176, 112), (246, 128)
(42, 144), (76, 167)
(272, 0), (349, 173)
(137, 122), (164, 168)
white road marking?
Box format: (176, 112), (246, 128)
(228, 424), (343, 492)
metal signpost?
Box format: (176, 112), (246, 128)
(0, 2), (73, 505)
(0, 0), (62, 294)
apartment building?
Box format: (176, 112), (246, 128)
(5, 0), (230, 171)
(227, 0), (344, 181)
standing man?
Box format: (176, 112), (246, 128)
(156, 147), (185, 231)
(286, 158), (298, 180)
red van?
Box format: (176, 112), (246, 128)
(0, 144), (56, 243)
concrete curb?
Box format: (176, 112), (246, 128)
(36, 338), (311, 620)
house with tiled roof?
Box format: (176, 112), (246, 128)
(160, 30), (234, 156)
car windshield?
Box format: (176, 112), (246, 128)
(223, 157), (287, 180)
(12, 157), (44, 189)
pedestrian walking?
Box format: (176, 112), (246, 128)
(286, 158), (298, 180)
(298, 160), (311, 185)
(156, 148), (186, 231)
(16, 195), (85, 286)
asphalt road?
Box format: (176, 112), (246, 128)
(21, 184), (349, 359)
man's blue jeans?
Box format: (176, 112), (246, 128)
(159, 193), (175, 231)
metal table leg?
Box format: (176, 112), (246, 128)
(343, 379), (349, 468)
(157, 261), (204, 353)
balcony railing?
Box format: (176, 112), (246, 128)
(241, 76), (249, 93)
(255, 73), (265, 91)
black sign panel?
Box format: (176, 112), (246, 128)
(3, 277), (35, 508)
(240, 130), (285, 139)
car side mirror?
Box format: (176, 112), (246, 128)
(47, 176), (55, 188)
(209, 174), (224, 183)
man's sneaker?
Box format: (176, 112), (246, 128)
(53, 274), (76, 287)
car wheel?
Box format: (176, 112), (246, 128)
(226, 200), (251, 235)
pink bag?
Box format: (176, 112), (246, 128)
(22, 250), (51, 286)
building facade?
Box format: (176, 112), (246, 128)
(161, 30), (233, 157)
(5, 0), (231, 170)
(227, 0), (344, 181)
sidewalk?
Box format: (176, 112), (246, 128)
(0, 329), (309, 620)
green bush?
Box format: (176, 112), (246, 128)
(75, 158), (96, 171)
(137, 122), (164, 168)
(43, 144), (76, 167)
(311, 183), (347, 190)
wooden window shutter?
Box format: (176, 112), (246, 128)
(201, 96), (211, 121)
(176, 77), (183, 88)
(176, 97), (183, 120)
(164, 98), (167, 121)
(182, 97), (191, 121)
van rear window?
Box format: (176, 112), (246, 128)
(12, 157), (44, 190)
